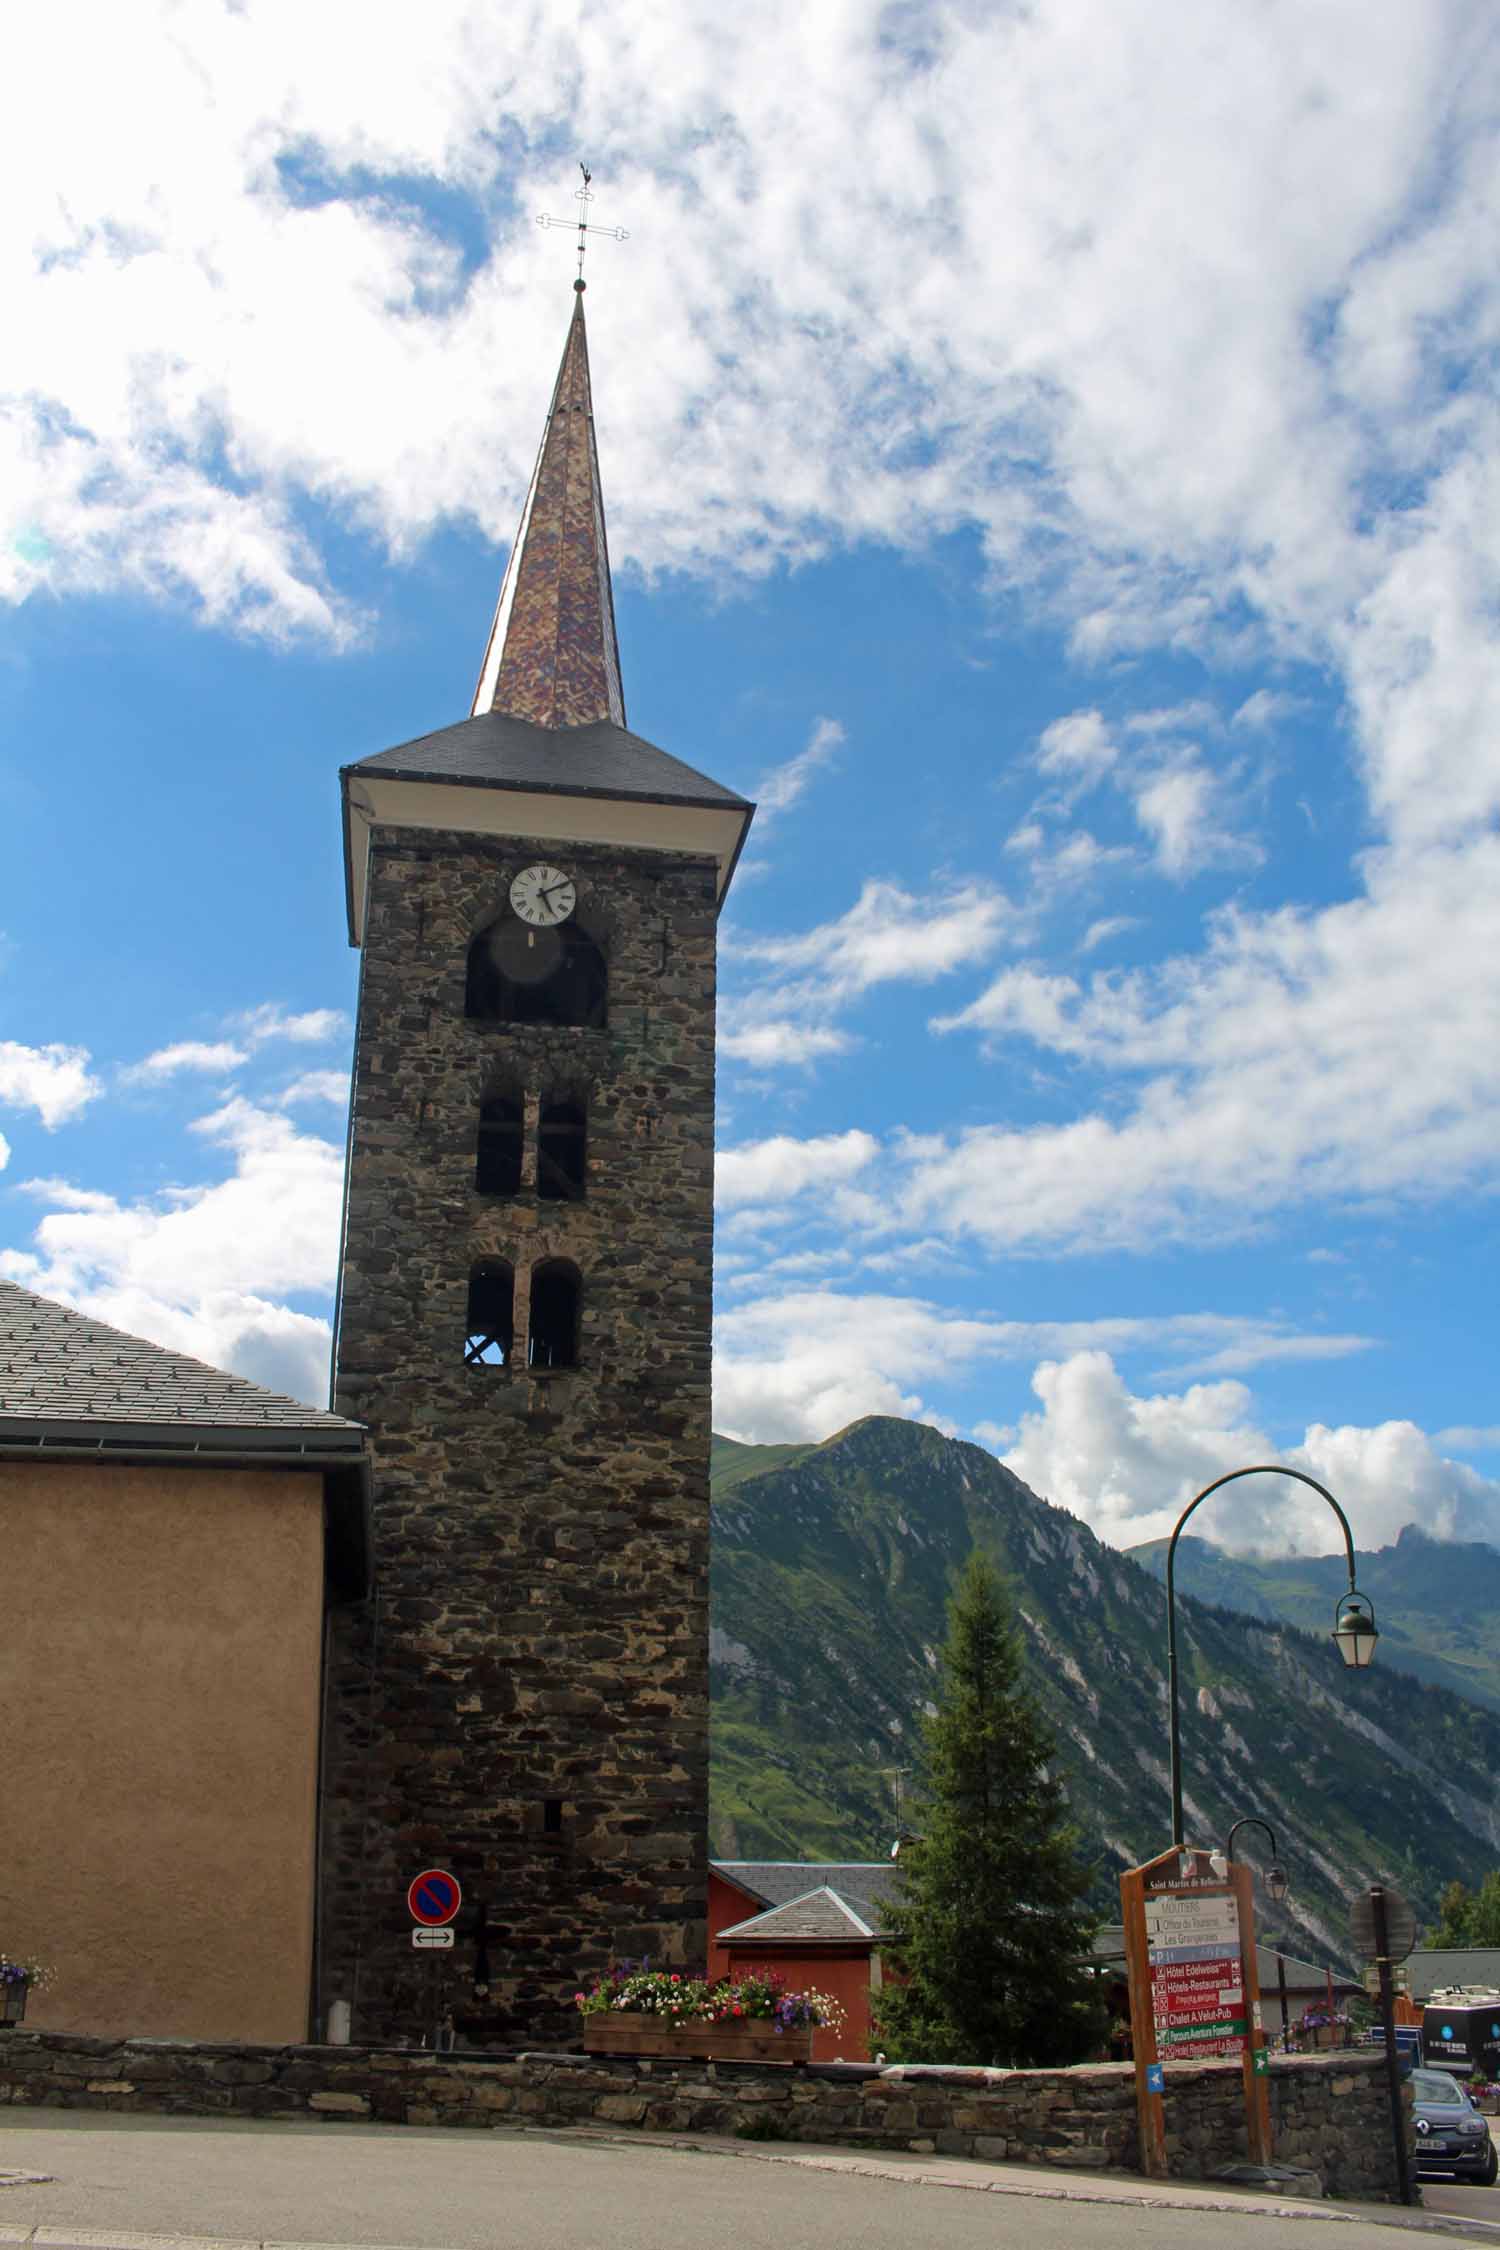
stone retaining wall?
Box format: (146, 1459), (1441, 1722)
(0, 2033), (1406, 2200)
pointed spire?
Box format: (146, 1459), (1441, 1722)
(471, 284), (626, 731)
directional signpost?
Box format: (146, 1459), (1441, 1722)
(1121, 1842), (1271, 2179)
(408, 1869), (462, 2049)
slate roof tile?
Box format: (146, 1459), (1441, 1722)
(0, 1280), (361, 1437)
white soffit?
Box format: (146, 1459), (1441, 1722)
(344, 774), (750, 944)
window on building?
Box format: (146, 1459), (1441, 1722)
(542, 1797), (564, 1835)
(464, 1261), (514, 1367)
(528, 1259), (580, 1369)
(475, 1093), (524, 1195)
(537, 1097), (587, 1201)
(465, 921), (607, 1028)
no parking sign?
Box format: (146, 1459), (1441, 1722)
(408, 1868), (463, 1927)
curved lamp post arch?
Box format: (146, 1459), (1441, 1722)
(1167, 1464), (1379, 1844)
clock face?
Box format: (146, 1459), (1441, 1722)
(509, 863), (577, 928)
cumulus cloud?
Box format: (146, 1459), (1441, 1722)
(711, 1290), (1373, 1448)
(233, 1005), (349, 1048)
(715, 1131), (878, 1213)
(121, 1040), (250, 1083)
(716, 1021), (854, 1069)
(1001, 1349), (1500, 1555)
(2, 1095), (343, 1404)
(0, 1041), (99, 1129)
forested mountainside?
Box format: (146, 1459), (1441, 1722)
(708, 1417), (1500, 1966)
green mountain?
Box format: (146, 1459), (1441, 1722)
(1127, 1528), (1500, 1714)
(708, 1416), (1500, 1968)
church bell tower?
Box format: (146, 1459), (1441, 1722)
(318, 278), (754, 2046)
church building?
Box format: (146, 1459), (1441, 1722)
(317, 276), (755, 2046)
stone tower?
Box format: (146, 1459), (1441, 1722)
(318, 281), (754, 2047)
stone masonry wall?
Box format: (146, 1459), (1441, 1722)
(0, 2034), (1406, 2201)
(319, 828), (719, 2051)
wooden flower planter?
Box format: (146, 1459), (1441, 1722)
(583, 2011), (813, 2065)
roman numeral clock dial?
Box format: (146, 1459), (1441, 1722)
(509, 863), (577, 928)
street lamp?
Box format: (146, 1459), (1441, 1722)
(1166, 1465), (1379, 1844)
(1223, 1815), (1289, 1905)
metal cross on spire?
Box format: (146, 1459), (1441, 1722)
(536, 163), (629, 287)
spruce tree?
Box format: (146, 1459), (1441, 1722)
(871, 1550), (1104, 2067)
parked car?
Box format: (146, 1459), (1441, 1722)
(1412, 2068), (1499, 2184)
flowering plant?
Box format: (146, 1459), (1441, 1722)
(575, 1959), (844, 2036)
(0, 1955), (54, 1992)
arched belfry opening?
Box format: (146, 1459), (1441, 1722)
(466, 918), (607, 1029)
(538, 1092), (587, 1201)
(528, 1259), (581, 1369)
(475, 1089), (524, 1196)
(464, 1261), (515, 1367)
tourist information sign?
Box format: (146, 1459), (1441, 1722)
(1146, 1884), (1248, 2059)
(1121, 1842), (1271, 2180)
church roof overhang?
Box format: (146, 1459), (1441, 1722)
(340, 713), (755, 945)
(0, 1417), (373, 1606)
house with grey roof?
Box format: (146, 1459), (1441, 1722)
(709, 1860), (902, 2060)
(0, 1280), (370, 2045)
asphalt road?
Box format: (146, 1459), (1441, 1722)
(0, 2110), (1483, 2250)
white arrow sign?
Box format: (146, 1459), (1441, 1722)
(412, 1927), (455, 1950)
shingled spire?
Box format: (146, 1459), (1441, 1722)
(471, 284), (626, 730)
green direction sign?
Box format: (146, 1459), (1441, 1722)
(1159, 2017), (1247, 2045)
(1252, 2047), (1270, 2076)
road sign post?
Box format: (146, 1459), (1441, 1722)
(408, 1870), (462, 2053)
(1350, 1882), (1416, 2207)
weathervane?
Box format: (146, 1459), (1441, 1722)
(536, 163), (629, 287)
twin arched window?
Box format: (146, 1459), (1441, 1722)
(464, 1259), (581, 1371)
(474, 1093), (587, 1199)
(465, 919), (607, 1029)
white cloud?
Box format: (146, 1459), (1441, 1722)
(1130, 755), (1256, 878)
(121, 1040), (249, 1083)
(919, 834), (1500, 1250)
(233, 1005), (349, 1048)
(717, 1021), (854, 1069)
(0, 1041), (99, 1128)
(4, 1095), (343, 1404)
(711, 1291), (1373, 1448)
(1037, 709), (1117, 781)
(715, 1130), (878, 1213)
(279, 1069), (352, 1107)
(1124, 702), (1220, 738)
(754, 716), (845, 819)
(1232, 689), (1302, 731)
(1002, 1350), (1500, 1554)
(735, 879), (1011, 1001)
(1080, 916), (1139, 953)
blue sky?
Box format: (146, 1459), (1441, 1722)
(3, 0), (1498, 1559)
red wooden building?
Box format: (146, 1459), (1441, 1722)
(708, 1860), (898, 2062)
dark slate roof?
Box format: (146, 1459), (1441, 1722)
(1408, 1949), (1500, 2002)
(345, 710), (752, 812)
(715, 1860), (901, 1907)
(718, 1886), (888, 1942)
(0, 1280), (361, 1438)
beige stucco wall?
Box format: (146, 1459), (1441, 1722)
(0, 1461), (325, 2043)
